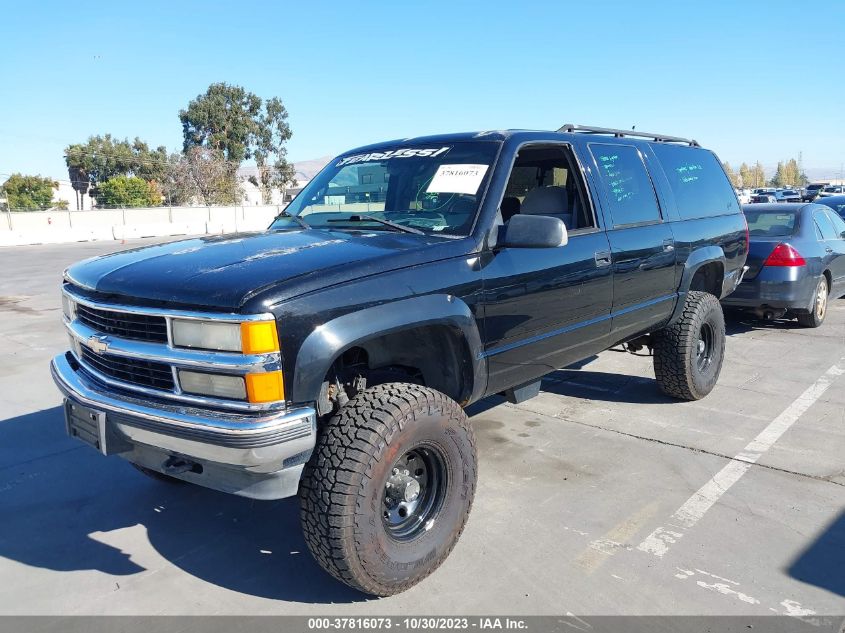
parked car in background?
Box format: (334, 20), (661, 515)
(775, 189), (802, 203)
(816, 194), (845, 220)
(751, 193), (777, 203)
(818, 185), (845, 198)
(803, 183), (828, 201)
(722, 203), (845, 327)
(736, 188), (751, 204)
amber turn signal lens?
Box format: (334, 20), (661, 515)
(240, 321), (280, 354)
(245, 371), (285, 403)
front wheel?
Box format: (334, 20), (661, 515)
(653, 291), (726, 401)
(299, 383), (477, 596)
(797, 276), (828, 328)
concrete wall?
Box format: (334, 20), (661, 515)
(0, 205), (281, 247)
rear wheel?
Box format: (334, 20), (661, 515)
(653, 291), (726, 401)
(299, 383), (477, 596)
(797, 276), (828, 328)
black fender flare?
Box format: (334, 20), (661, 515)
(669, 246), (727, 324)
(291, 294), (486, 405)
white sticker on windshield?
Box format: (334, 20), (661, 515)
(426, 164), (489, 195)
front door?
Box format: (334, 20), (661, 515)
(481, 143), (613, 395)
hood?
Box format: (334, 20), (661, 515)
(66, 229), (455, 310)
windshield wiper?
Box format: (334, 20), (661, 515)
(327, 214), (426, 235)
(275, 210), (311, 230)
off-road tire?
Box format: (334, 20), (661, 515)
(131, 463), (185, 484)
(299, 383), (477, 596)
(653, 291), (725, 401)
(797, 276), (828, 328)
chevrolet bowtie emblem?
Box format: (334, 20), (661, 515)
(86, 335), (110, 355)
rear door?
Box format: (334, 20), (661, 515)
(586, 143), (677, 339)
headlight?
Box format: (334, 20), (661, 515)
(178, 370), (247, 400)
(171, 320), (243, 352)
(171, 319), (279, 354)
(62, 294), (76, 320)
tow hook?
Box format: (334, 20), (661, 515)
(162, 456), (202, 475)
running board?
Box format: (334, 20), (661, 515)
(503, 380), (541, 404)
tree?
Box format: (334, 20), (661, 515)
(722, 162), (739, 188)
(64, 134), (167, 200)
(180, 83), (296, 203)
(739, 162), (751, 188)
(771, 161), (787, 187)
(748, 161), (767, 188)
(784, 158), (807, 187)
(161, 148), (242, 206)
(2, 174), (57, 210)
(96, 175), (161, 208)
(253, 97), (296, 203)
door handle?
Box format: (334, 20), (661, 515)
(594, 250), (612, 267)
(663, 238), (675, 252)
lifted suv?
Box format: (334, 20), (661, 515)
(52, 124), (748, 595)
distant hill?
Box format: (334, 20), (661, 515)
(236, 156), (332, 186)
(293, 156), (332, 183)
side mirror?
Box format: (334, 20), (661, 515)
(501, 214), (568, 248)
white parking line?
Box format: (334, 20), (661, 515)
(638, 360), (844, 558)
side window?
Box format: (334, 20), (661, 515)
(814, 211), (837, 240)
(588, 143), (661, 227)
(650, 145), (738, 219)
(826, 209), (845, 237)
(501, 145), (594, 231)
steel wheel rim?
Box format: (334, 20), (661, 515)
(696, 322), (715, 372)
(382, 445), (447, 541)
(816, 279), (828, 319)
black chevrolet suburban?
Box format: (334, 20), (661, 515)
(52, 125), (748, 596)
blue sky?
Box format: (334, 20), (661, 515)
(1, 0), (843, 182)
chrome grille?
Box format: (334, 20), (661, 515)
(80, 347), (175, 391)
(76, 304), (168, 343)
(63, 285), (284, 412)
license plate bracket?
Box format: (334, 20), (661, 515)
(65, 400), (109, 455)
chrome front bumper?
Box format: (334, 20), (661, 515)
(51, 352), (316, 499)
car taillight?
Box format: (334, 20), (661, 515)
(763, 243), (806, 267)
(743, 217), (750, 255)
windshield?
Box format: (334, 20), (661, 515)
(271, 141), (500, 236)
(744, 209), (798, 237)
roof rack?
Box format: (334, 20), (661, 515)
(557, 123), (700, 147)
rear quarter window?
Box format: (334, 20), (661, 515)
(825, 210), (845, 237)
(814, 211), (837, 240)
(651, 145), (738, 219)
